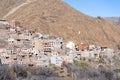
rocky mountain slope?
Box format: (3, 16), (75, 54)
(0, 0), (25, 18)
(104, 17), (120, 26)
(1, 0), (120, 49)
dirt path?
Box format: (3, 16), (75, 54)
(3, 0), (36, 18)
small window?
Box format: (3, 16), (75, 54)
(13, 53), (16, 54)
(13, 58), (17, 60)
(6, 57), (9, 59)
(28, 64), (34, 66)
(22, 55), (25, 58)
(29, 55), (32, 57)
(17, 39), (21, 41)
(60, 71), (64, 73)
(94, 54), (97, 56)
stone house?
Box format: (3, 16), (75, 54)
(34, 39), (52, 55)
(10, 20), (21, 27)
(34, 55), (50, 67)
(7, 38), (16, 44)
(76, 43), (89, 51)
(50, 56), (63, 67)
(0, 20), (9, 25)
(100, 48), (115, 58)
(62, 55), (74, 63)
(0, 30), (9, 39)
(56, 67), (68, 77)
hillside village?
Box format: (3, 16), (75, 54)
(0, 19), (116, 69)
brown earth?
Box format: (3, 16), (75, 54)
(0, 0), (25, 18)
(1, 0), (120, 49)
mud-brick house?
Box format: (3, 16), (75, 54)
(1, 57), (12, 65)
(34, 36), (63, 55)
(0, 19), (9, 25)
(89, 45), (96, 50)
(10, 20), (21, 27)
(34, 39), (53, 55)
(80, 50), (90, 58)
(100, 48), (115, 58)
(28, 48), (40, 55)
(14, 26), (23, 34)
(0, 48), (7, 56)
(19, 33), (32, 40)
(35, 33), (43, 38)
(0, 39), (8, 48)
(8, 38), (24, 47)
(50, 52), (63, 67)
(56, 67), (68, 77)
(93, 48), (101, 58)
(76, 43), (89, 51)
(34, 55), (50, 67)
(9, 33), (19, 39)
(61, 55), (74, 64)
(50, 56), (63, 67)
(49, 37), (63, 51)
(18, 51), (28, 58)
(99, 48), (115, 65)
(8, 38), (16, 44)
(19, 56), (33, 66)
(0, 48), (4, 54)
(89, 51), (96, 58)
(9, 28), (16, 33)
(0, 48), (14, 65)
(0, 23), (10, 29)
(0, 30), (9, 40)
(51, 51), (59, 57)
(79, 49), (100, 59)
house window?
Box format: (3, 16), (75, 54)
(61, 46), (63, 49)
(13, 58), (17, 60)
(29, 55), (32, 57)
(13, 53), (16, 54)
(60, 42), (63, 44)
(22, 55), (25, 58)
(60, 71), (64, 73)
(28, 64), (34, 66)
(17, 39), (21, 41)
(94, 54), (97, 56)
(6, 57), (9, 59)
(77, 54), (81, 56)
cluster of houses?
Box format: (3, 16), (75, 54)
(0, 20), (115, 67)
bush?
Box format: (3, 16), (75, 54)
(73, 60), (88, 67)
(79, 62), (88, 67)
(99, 58), (104, 63)
(114, 69), (120, 73)
(31, 67), (55, 77)
(12, 65), (27, 78)
(0, 65), (15, 80)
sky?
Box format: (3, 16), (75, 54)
(63, 0), (120, 17)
